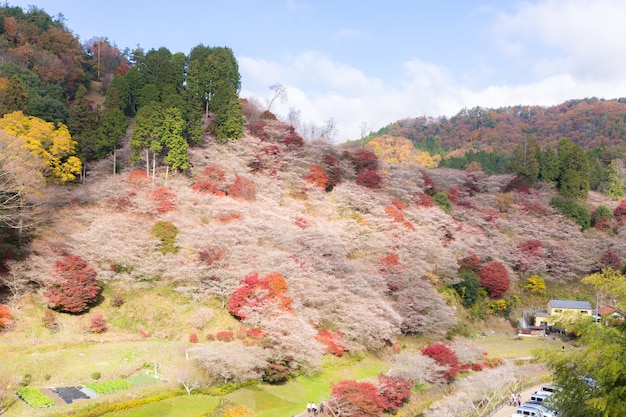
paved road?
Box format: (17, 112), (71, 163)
(490, 385), (544, 417)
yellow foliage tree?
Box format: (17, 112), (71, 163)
(366, 134), (440, 167)
(0, 111), (81, 183)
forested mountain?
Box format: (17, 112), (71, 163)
(368, 98), (626, 155)
(2, 4), (626, 417)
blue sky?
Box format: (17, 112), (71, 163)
(10, 0), (626, 141)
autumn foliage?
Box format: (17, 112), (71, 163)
(45, 255), (101, 314)
(227, 176), (256, 201)
(316, 329), (347, 356)
(228, 272), (293, 320)
(330, 380), (385, 417)
(421, 342), (461, 381)
(0, 304), (12, 329)
(479, 261), (510, 298)
(375, 374), (412, 412)
(150, 187), (177, 213)
(306, 164), (329, 190)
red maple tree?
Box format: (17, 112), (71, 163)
(330, 380), (385, 417)
(45, 255), (101, 314)
(228, 272), (292, 320)
(421, 342), (460, 381)
(479, 261), (510, 298)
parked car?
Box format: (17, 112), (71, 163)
(529, 392), (552, 403)
(510, 405), (546, 417)
(540, 384), (561, 394)
(522, 401), (557, 417)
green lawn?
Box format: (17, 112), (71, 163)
(473, 334), (566, 359)
(99, 395), (219, 417)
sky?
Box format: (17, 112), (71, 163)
(9, 0), (626, 141)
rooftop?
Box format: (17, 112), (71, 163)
(549, 300), (592, 310)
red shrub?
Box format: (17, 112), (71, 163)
(87, 314), (107, 333)
(198, 166), (226, 183)
(322, 153), (343, 191)
(151, 187), (177, 213)
(501, 176), (530, 193)
(421, 342), (460, 381)
(139, 329), (151, 338)
(306, 164), (329, 190)
(376, 374), (411, 412)
(128, 169), (150, 188)
(518, 240), (543, 257)
(198, 246), (226, 266)
(447, 188), (461, 203)
(228, 272), (293, 320)
(45, 255), (101, 314)
(385, 204), (405, 223)
(458, 252), (481, 274)
(356, 169), (382, 189)
(216, 212), (242, 223)
(284, 126), (304, 148)
(227, 176), (257, 201)
(248, 121), (269, 140)
(189, 333), (199, 343)
(415, 193), (434, 208)
(216, 331), (234, 342)
(479, 261), (510, 298)
(330, 380), (385, 417)
(345, 148), (379, 173)
(614, 200), (626, 224)
(600, 248), (621, 270)
(191, 181), (226, 196)
(0, 304), (12, 329)
(316, 329), (347, 356)
(246, 328), (264, 339)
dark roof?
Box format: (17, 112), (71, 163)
(549, 300), (592, 310)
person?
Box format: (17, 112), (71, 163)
(510, 392), (515, 406)
(517, 393), (522, 406)
(313, 403), (318, 415)
(320, 402), (325, 414)
(307, 402), (311, 413)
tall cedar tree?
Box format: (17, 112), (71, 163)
(557, 138), (589, 198)
(45, 255), (101, 313)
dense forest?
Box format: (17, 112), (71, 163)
(1, 4), (626, 417)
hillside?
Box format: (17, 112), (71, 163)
(367, 98), (626, 156)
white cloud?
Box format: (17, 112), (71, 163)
(239, 1), (626, 142)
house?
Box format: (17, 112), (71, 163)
(534, 300), (593, 327)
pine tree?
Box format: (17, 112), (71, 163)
(557, 138), (589, 198)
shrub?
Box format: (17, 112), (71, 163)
(479, 261), (510, 298)
(191, 181), (226, 196)
(345, 148), (379, 173)
(306, 164), (328, 190)
(16, 386), (54, 408)
(45, 255), (101, 314)
(591, 205), (613, 229)
(284, 126), (304, 148)
(550, 196), (590, 230)
(88, 314), (107, 333)
(614, 200), (626, 224)
(458, 252), (481, 274)
(150, 187), (176, 213)
(111, 293), (124, 307)
(447, 188), (460, 204)
(216, 331), (234, 342)
(453, 271), (480, 307)
(329, 380), (385, 417)
(151, 221), (179, 254)
(316, 329), (347, 356)
(501, 176), (530, 193)
(433, 191), (452, 214)
(227, 176), (256, 201)
(600, 248), (621, 270)
(322, 153), (343, 191)
(525, 275), (546, 295)
(228, 272), (292, 320)
(189, 333), (199, 343)
(415, 192), (434, 208)
(91, 372), (101, 380)
(421, 342), (460, 381)
(356, 168), (382, 189)
(0, 304), (12, 329)
(375, 374), (411, 412)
